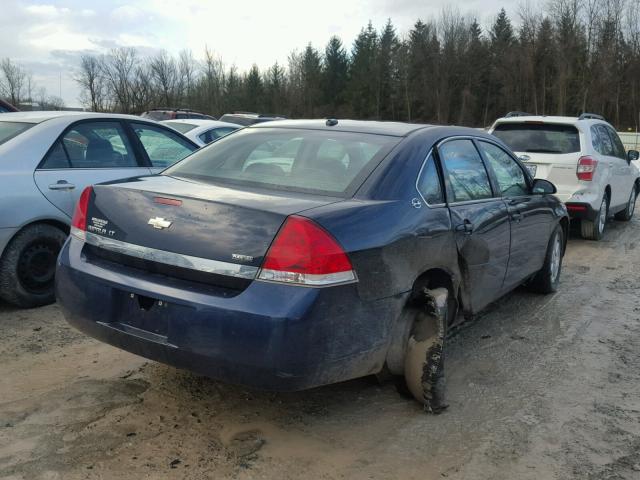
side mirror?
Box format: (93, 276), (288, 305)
(532, 178), (557, 195)
(627, 150), (639, 162)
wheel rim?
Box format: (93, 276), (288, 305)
(550, 235), (562, 282)
(17, 240), (58, 294)
(628, 187), (636, 217)
(598, 197), (607, 233)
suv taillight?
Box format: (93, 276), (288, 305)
(577, 156), (597, 181)
(71, 186), (93, 234)
(258, 215), (356, 286)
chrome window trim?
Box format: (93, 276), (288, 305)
(414, 148), (446, 208)
(72, 227), (258, 280)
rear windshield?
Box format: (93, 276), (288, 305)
(164, 127), (400, 196)
(492, 123), (580, 154)
(165, 122), (197, 134)
(0, 121), (35, 145)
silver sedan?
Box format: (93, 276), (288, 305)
(0, 111), (198, 307)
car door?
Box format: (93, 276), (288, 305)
(477, 139), (553, 289)
(438, 138), (511, 313)
(593, 124), (626, 208)
(33, 120), (152, 217)
(128, 122), (198, 173)
(604, 125), (635, 206)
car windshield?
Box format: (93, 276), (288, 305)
(492, 123), (580, 154)
(0, 121), (35, 145)
(165, 122), (198, 134)
(164, 127), (400, 196)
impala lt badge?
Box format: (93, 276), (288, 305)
(148, 217), (172, 230)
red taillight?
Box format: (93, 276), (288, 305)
(71, 186), (93, 231)
(577, 156), (597, 181)
(258, 215), (356, 286)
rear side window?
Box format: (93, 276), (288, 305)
(199, 127), (238, 144)
(478, 141), (529, 197)
(0, 121), (34, 145)
(165, 128), (400, 196)
(605, 125), (626, 159)
(493, 123), (580, 154)
(40, 121), (138, 169)
(439, 139), (493, 202)
(417, 153), (444, 204)
(131, 122), (197, 168)
(592, 125), (615, 157)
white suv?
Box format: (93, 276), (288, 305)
(490, 113), (640, 240)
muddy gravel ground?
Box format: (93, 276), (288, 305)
(1, 220), (640, 480)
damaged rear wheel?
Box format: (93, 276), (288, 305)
(400, 287), (449, 413)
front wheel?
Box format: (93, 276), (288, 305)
(614, 184), (637, 221)
(529, 225), (564, 294)
(581, 194), (608, 241)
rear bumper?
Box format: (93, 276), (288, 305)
(564, 202), (599, 221)
(56, 236), (406, 391)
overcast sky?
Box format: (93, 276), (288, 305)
(1, 0), (519, 107)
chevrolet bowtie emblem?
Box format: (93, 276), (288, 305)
(148, 217), (172, 229)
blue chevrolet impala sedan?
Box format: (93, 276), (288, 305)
(56, 120), (568, 412)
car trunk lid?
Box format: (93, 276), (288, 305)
(82, 175), (342, 287)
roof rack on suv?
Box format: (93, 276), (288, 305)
(505, 111), (533, 118)
(578, 113), (605, 121)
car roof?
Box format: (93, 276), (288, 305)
(0, 111), (156, 124)
(249, 119), (435, 137)
(162, 119), (241, 128)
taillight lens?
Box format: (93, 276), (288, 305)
(71, 186), (93, 235)
(258, 215), (356, 286)
(577, 156), (597, 181)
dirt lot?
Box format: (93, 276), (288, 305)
(1, 219), (640, 480)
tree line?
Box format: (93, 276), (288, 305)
(0, 58), (65, 110)
(6, 0), (640, 129)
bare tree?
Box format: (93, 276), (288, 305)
(75, 54), (106, 111)
(0, 58), (27, 105)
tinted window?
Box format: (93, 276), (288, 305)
(594, 125), (615, 156)
(165, 128), (400, 196)
(131, 123), (196, 168)
(198, 127), (238, 145)
(478, 141), (529, 197)
(493, 123), (580, 154)
(439, 139), (493, 202)
(605, 125), (626, 159)
(0, 121), (34, 145)
(41, 121), (137, 169)
(417, 153), (444, 204)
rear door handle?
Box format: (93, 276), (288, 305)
(48, 180), (76, 191)
(455, 220), (474, 234)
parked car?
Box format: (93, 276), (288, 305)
(140, 108), (215, 121)
(0, 111), (199, 308)
(490, 112), (640, 240)
(161, 119), (241, 146)
(218, 112), (285, 126)
(57, 120), (567, 410)
(0, 99), (19, 113)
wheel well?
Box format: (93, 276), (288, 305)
(2, 219), (69, 258)
(408, 268), (459, 323)
(384, 268), (458, 375)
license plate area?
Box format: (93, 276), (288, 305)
(116, 290), (171, 337)
(525, 164), (537, 177)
